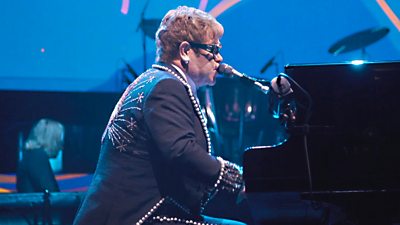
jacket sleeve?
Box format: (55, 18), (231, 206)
(143, 78), (220, 183)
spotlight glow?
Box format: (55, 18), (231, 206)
(351, 60), (365, 65)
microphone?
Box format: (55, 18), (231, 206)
(269, 73), (295, 122)
(270, 73), (293, 97)
(260, 55), (276, 74)
(124, 61), (139, 79)
(217, 63), (296, 123)
(217, 63), (270, 94)
(217, 63), (246, 78)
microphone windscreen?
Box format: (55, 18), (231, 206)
(271, 75), (293, 97)
(217, 63), (233, 75)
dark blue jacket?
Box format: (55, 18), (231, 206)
(17, 148), (59, 193)
(73, 64), (221, 225)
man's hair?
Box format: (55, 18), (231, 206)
(25, 118), (65, 157)
(155, 6), (223, 62)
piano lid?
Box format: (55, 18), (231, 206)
(244, 61), (400, 193)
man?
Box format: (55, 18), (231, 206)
(73, 6), (245, 225)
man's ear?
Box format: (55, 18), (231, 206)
(179, 41), (191, 62)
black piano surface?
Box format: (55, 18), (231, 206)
(243, 61), (400, 224)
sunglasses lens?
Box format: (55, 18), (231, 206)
(213, 46), (220, 55)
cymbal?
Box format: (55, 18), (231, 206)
(328, 27), (390, 55)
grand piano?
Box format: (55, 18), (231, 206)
(243, 61), (400, 225)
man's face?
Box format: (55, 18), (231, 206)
(187, 40), (223, 87)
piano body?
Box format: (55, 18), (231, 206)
(244, 61), (400, 225)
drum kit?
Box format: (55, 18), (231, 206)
(328, 26), (390, 57)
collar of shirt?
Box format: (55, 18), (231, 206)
(170, 63), (198, 97)
(170, 63), (207, 127)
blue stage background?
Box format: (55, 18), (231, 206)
(1, 0), (399, 92)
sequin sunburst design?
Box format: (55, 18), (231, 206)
(101, 70), (157, 152)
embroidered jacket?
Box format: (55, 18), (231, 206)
(73, 64), (221, 225)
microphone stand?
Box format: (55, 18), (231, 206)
(138, 1), (149, 72)
(239, 72), (317, 208)
(279, 74), (319, 209)
(42, 189), (52, 225)
(136, 1), (161, 72)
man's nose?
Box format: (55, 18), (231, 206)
(214, 53), (223, 62)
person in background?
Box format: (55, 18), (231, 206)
(73, 5), (247, 225)
(16, 118), (65, 193)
